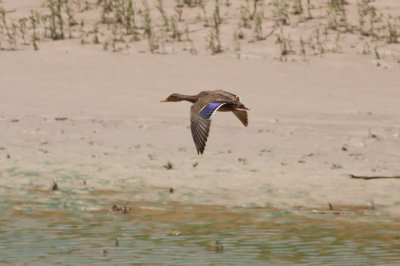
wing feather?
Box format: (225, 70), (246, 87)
(189, 98), (248, 154)
(213, 90), (237, 99)
(233, 111), (248, 127)
(200, 102), (226, 119)
(191, 103), (212, 154)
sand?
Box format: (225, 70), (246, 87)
(1, 0), (400, 215)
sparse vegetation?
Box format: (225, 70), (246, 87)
(0, 0), (399, 64)
(306, 0), (312, 19)
(47, 0), (65, 40)
(29, 11), (39, 51)
(156, 0), (169, 31)
(292, 0), (303, 15)
(275, 26), (293, 61)
(386, 16), (399, 43)
(253, 12), (264, 41)
(327, 0), (347, 31)
(163, 161), (174, 170)
(206, 0), (222, 54)
(270, 0), (290, 26)
(18, 17), (28, 45)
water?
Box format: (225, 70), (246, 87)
(1, 175), (400, 264)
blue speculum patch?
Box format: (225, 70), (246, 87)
(200, 102), (225, 119)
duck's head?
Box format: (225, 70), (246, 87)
(160, 93), (183, 102)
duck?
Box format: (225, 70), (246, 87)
(161, 90), (249, 154)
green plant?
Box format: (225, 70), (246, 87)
(112, 21), (118, 42)
(253, 12), (264, 40)
(56, 0), (65, 39)
(270, 0), (289, 25)
(100, 0), (112, 24)
(65, 0), (77, 39)
(174, 0), (183, 22)
(0, 10), (3, 49)
(368, 7), (377, 37)
(93, 24), (100, 44)
(183, 0), (202, 7)
(240, 3), (251, 28)
(103, 40), (109, 50)
(357, 0), (379, 38)
(386, 16), (399, 43)
(374, 45), (380, 60)
(113, 0), (123, 24)
(200, 1), (208, 25)
(362, 41), (370, 55)
(184, 24), (190, 41)
(251, 0), (261, 20)
(6, 22), (17, 50)
(328, 0), (346, 15)
(124, 0), (135, 34)
(327, 6), (338, 30)
(306, 0), (312, 18)
(30, 11), (39, 50)
(0, 8), (17, 50)
(148, 34), (158, 55)
(233, 28), (241, 52)
(47, 0), (65, 40)
(334, 32), (342, 52)
(207, 0), (222, 54)
(48, 2), (57, 39)
(40, 15), (49, 38)
(213, 0), (221, 26)
(170, 15), (181, 41)
(299, 36), (306, 60)
(156, 0), (169, 31)
(357, 1), (367, 33)
(18, 18), (28, 45)
(292, 0), (303, 15)
(327, 0), (347, 31)
(323, 26), (328, 41)
(189, 40), (197, 55)
(140, 0), (158, 53)
(141, 0), (152, 40)
(275, 26), (293, 61)
(314, 27), (325, 54)
(79, 19), (87, 44)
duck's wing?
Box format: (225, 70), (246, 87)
(190, 102), (226, 154)
(233, 110), (248, 127)
(213, 90), (238, 100)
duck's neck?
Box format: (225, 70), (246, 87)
(175, 94), (198, 103)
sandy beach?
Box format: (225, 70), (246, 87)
(1, 0), (400, 215)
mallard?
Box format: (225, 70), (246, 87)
(161, 90), (249, 154)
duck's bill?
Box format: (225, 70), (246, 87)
(160, 99), (168, 102)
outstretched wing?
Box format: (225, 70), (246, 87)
(200, 102), (226, 119)
(190, 102), (225, 154)
(233, 111), (248, 127)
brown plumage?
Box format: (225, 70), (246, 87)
(161, 90), (249, 154)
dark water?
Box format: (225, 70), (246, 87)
(0, 170), (400, 265)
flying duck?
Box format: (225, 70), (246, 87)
(161, 90), (249, 154)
